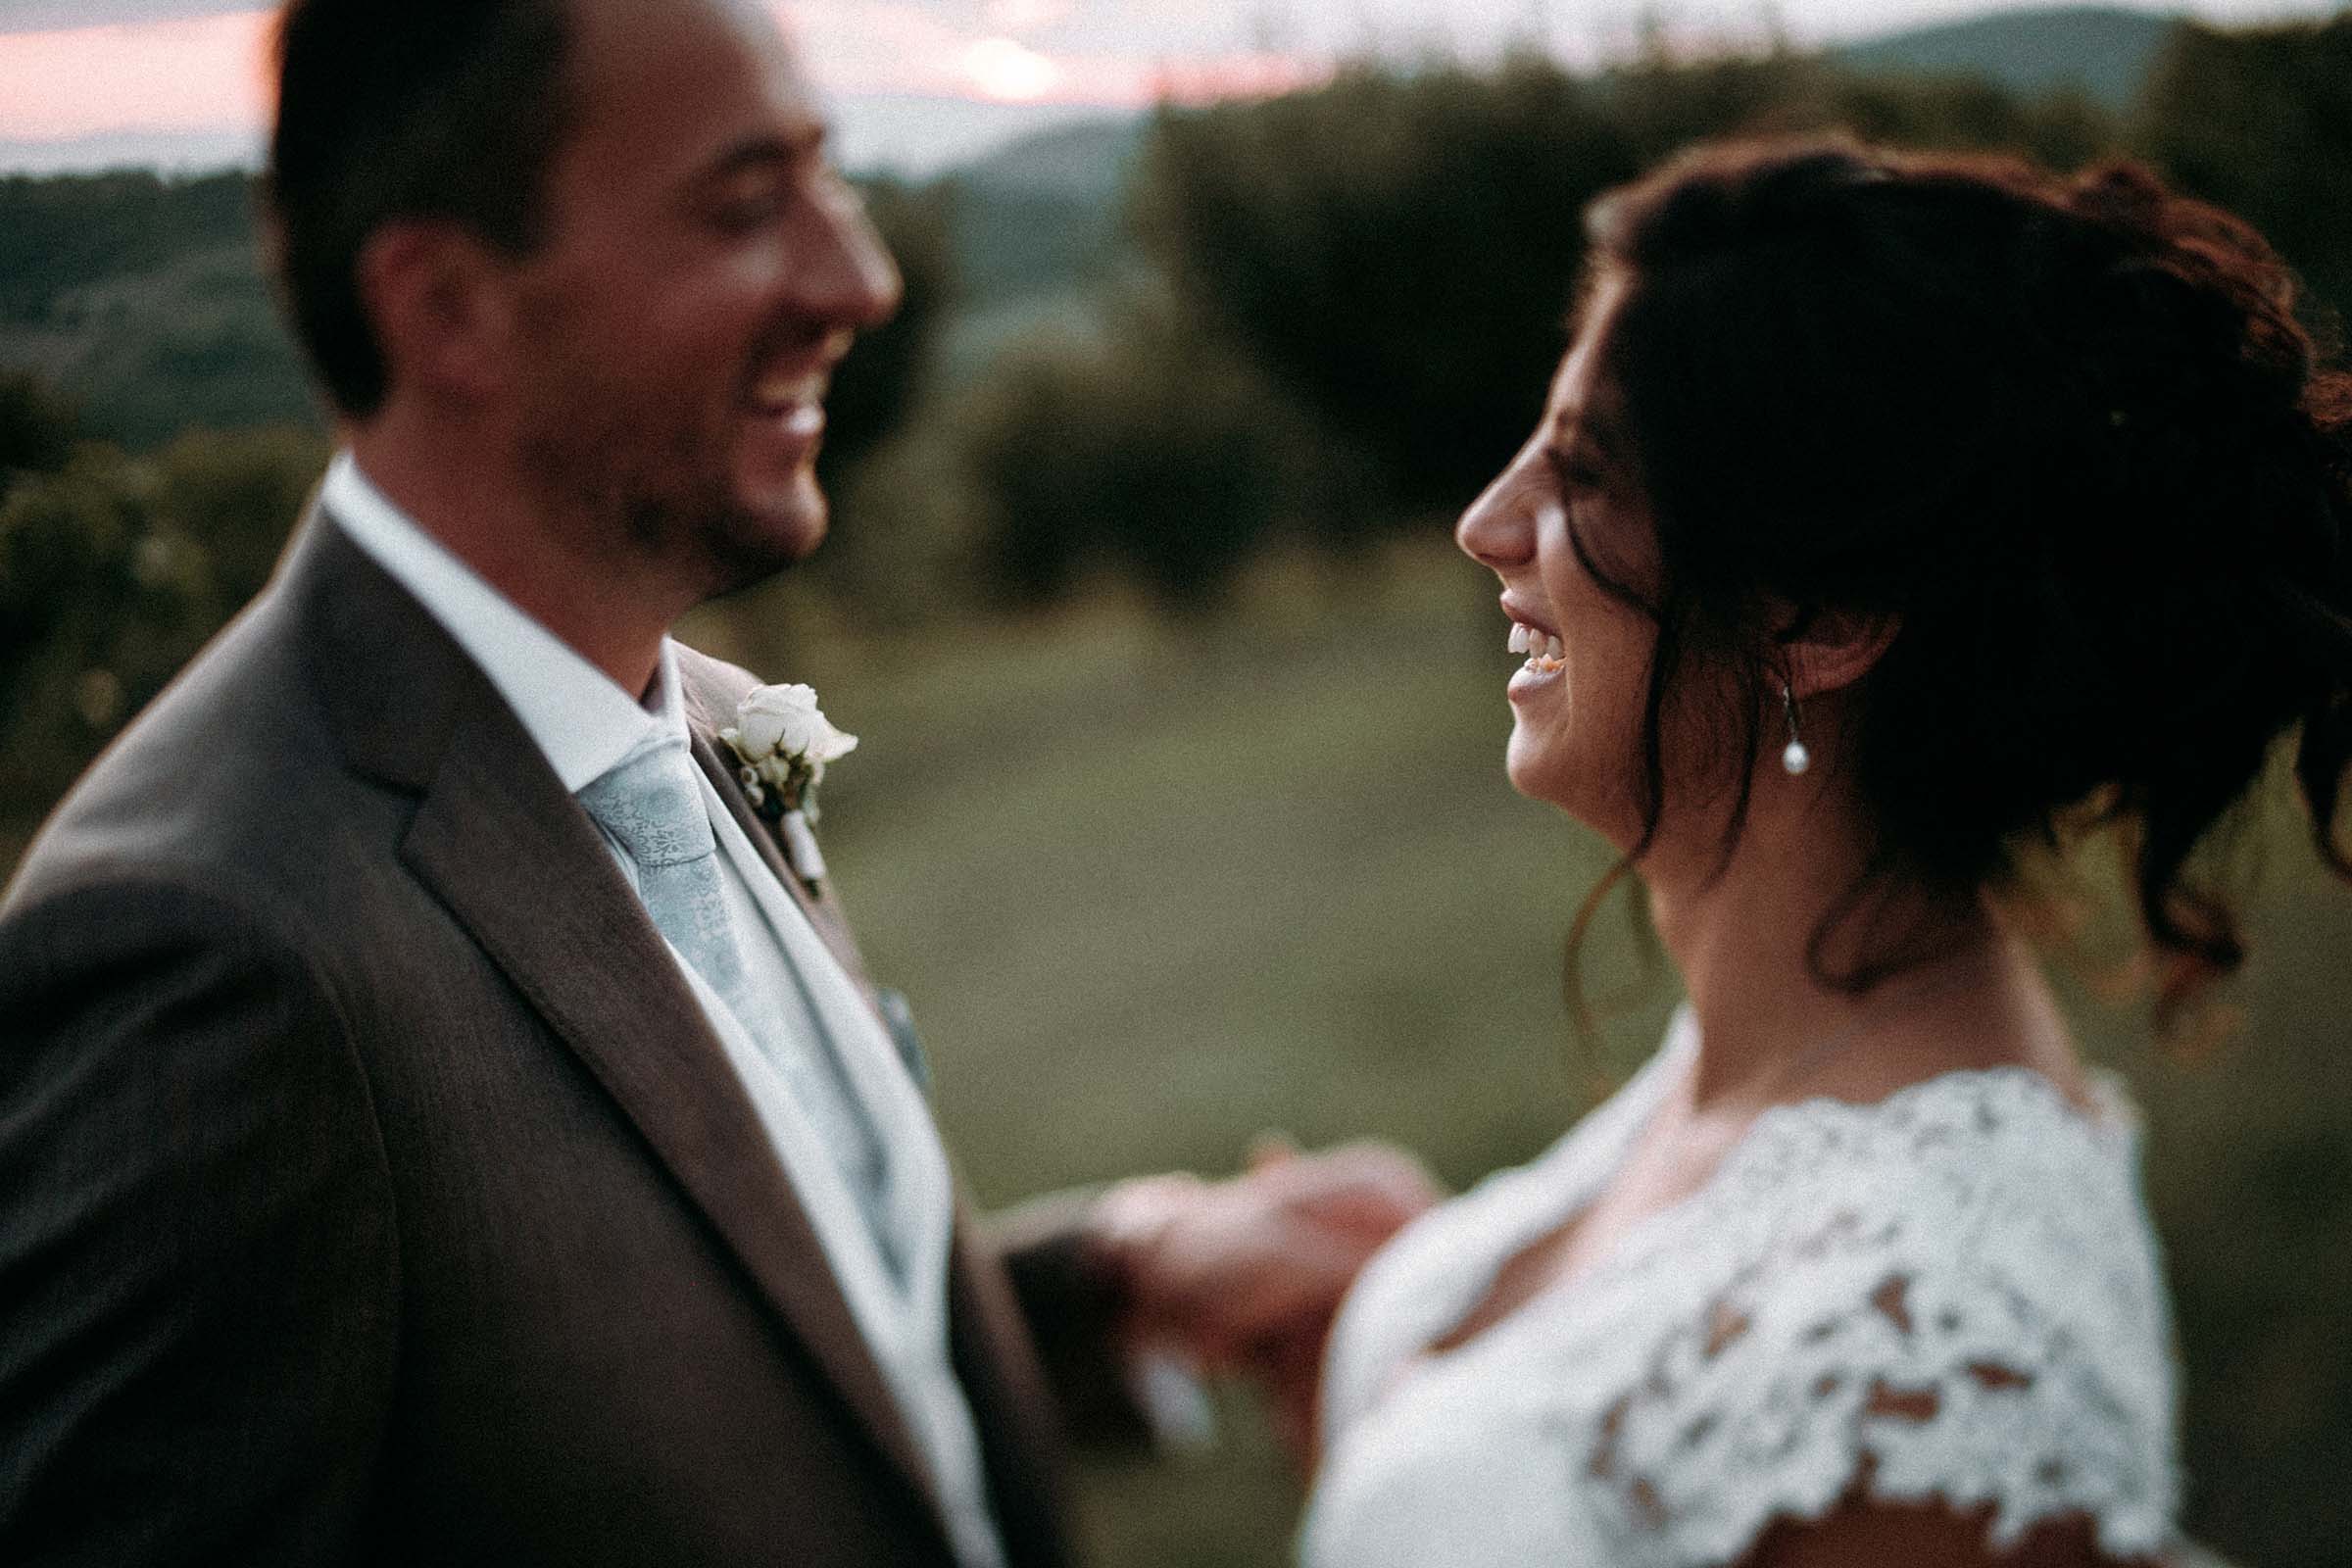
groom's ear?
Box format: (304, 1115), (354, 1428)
(356, 220), (519, 408)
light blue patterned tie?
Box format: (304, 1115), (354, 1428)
(577, 740), (903, 1286)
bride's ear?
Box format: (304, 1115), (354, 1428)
(1776, 605), (1901, 700)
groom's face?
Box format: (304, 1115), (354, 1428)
(500, 0), (900, 593)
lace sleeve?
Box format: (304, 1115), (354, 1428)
(1582, 1072), (2178, 1567)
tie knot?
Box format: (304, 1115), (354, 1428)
(577, 742), (714, 870)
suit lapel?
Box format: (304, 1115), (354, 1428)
(292, 514), (940, 1519)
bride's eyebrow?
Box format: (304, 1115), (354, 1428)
(1548, 412), (1622, 468)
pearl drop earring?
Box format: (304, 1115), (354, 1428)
(1780, 682), (1811, 776)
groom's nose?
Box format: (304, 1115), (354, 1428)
(791, 176), (902, 331)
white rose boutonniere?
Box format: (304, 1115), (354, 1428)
(718, 683), (858, 893)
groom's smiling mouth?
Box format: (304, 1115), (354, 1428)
(749, 367), (829, 439)
(743, 325), (856, 452)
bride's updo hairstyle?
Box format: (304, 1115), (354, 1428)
(1575, 137), (2352, 1008)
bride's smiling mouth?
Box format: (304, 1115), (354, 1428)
(1500, 596), (1565, 683)
(1506, 621), (1567, 708)
(1507, 620), (1566, 674)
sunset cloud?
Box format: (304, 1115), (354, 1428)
(0, 8), (268, 139)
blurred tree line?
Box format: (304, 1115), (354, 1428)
(0, 390), (327, 831)
(857, 12), (2352, 621)
(0, 169), (254, 320)
(7, 12), (2352, 823)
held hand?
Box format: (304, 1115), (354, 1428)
(1091, 1139), (1444, 1465)
(1098, 1138), (1442, 1362)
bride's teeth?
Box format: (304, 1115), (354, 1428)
(1508, 624), (1530, 655)
(1545, 635), (1564, 661)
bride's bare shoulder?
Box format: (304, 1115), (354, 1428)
(1793, 972), (2097, 1120)
(1741, 1497), (2141, 1568)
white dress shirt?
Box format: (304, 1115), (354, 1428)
(322, 452), (1007, 1568)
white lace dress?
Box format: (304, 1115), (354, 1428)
(1301, 1007), (2179, 1567)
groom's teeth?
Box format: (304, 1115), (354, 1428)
(1546, 634), (1565, 661)
(754, 370), (822, 409)
(1508, 624), (1531, 655)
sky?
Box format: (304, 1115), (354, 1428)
(0, 0), (2342, 178)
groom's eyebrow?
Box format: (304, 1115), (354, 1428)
(704, 121), (832, 180)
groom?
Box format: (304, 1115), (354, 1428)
(0, 0), (1417, 1562)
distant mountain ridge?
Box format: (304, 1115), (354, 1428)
(942, 119), (1145, 306)
(954, 118), (1144, 206)
(945, 6), (2183, 213)
(1832, 4), (2177, 109)
(935, 6), (2183, 311)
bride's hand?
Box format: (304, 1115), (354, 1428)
(1098, 1138), (1442, 1360)
(1091, 1139), (1443, 1464)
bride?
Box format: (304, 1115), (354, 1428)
(1099, 137), (2352, 1566)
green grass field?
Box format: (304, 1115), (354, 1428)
(690, 539), (2352, 1568)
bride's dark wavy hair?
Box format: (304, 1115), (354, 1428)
(1568, 136), (2352, 1015)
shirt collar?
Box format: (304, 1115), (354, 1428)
(319, 450), (686, 793)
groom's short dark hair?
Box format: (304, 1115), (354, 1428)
(264, 0), (577, 417)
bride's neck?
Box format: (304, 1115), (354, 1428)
(1643, 790), (2003, 1110)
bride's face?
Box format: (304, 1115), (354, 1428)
(1456, 277), (1662, 844)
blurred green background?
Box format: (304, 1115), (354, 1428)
(4, 8), (2350, 1566)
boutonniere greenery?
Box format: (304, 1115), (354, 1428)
(719, 683), (858, 894)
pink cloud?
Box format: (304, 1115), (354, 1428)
(0, 0), (1326, 162)
(779, 0), (1326, 107)
(1090, 50), (1334, 108)
(0, 8), (270, 140)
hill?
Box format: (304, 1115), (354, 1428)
(1835, 4), (2176, 108)
(939, 117), (1144, 307)
(0, 170), (317, 446)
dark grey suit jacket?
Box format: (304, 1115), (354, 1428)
(0, 514), (1118, 1565)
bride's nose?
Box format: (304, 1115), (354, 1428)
(1456, 470), (1535, 571)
